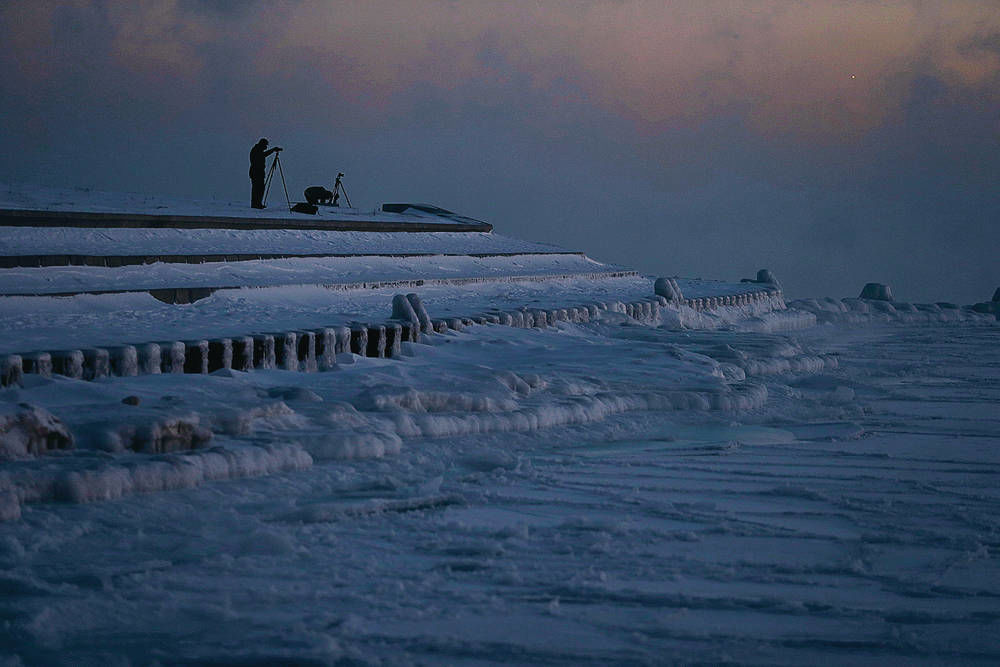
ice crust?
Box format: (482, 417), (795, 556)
(0, 301), (820, 514)
(2, 314), (998, 663)
(788, 296), (998, 325)
(0, 252), (626, 296)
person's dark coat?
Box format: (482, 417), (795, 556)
(249, 139), (280, 208)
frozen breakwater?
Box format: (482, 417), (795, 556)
(0, 280), (785, 386)
(0, 290), (828, 518)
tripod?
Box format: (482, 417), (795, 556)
(263, 152), (292, 211)
(332, 173), (351, 208)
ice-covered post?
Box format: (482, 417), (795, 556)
(160, 342), (186, 373)
(137, 343), (162, 375)
(297, 331), (317, 371)
(274, 332), (298, 371)
(51, 350), (85, 379)
(386, 323), (403, 358)
(83, 348), (110, 380)
(109, 345), (139, 377)
(350, 325), (369, 356)
(1, 355), (23, 387)
(314, 328), (337, 370)
(22, 352), (52, 378)
(859, 283), (894, 301)
(253, 334), (276, 370)
(392, 294), (421, 342)
(231, 337), (254, 372)
(334, 327), (352, 356)
(406, 293), (433, 334)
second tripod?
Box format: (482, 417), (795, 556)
(332, 172), (351, 208)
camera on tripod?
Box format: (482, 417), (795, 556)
(304, 173), (351, 208)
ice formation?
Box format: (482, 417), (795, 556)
(859, 281), (894, 301)
(0, 404), (73, 460)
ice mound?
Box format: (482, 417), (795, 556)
(354, 385), (518, 413)
(654, 277), (684, 302)
(1, 442), (312, 510)
(102, 414), (213, 454)
(859, 282), (894, 301)
(756, 268), (780, 287)
(741, 268), (782, 290)
(215, 401), (304, 436)
(788, 297), (997, 325)
(305, 429), (402, 460)
(0, 403), (73, 460)
(358, 383), (768, 441)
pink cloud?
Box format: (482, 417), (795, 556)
(3, 1), (998, 139)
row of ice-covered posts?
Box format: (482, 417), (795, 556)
(0, 282), (783, 387)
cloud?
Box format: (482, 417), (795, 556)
(6, 1), (998, 140)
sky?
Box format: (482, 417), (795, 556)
(1, 0), (997, 303)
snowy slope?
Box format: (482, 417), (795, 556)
(0, 227), (565, 257)
(0, 253), (623, 296)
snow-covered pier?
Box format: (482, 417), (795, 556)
(0, 208), (492, 233)
(0, 186), (493, 232)
(0, 185), (794, 386)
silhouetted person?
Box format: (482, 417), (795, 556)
(249, 138), (282, 209)
(304, 186), (333, 205)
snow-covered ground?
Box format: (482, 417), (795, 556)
(0, 227), (565, 258)
(0, 276), (781, 356)
(0, 309), (997, 663)
(1, 186), (998, 663)
(0, 184), (482, 226)
(0, 252), (625, 296)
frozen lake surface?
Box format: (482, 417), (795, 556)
(1, 311), (998, 664)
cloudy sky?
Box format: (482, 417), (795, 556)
(1, 1), (997, 302)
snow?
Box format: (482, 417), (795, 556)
(788, 296), (996, 325)
(0, 275), (785, 356)
(0, 252), (624, 296)
(1, 312), (998, 663)
(0, 184), (484, 226)
(0, 226), (565, 257)
(1, 186), (998, 662)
